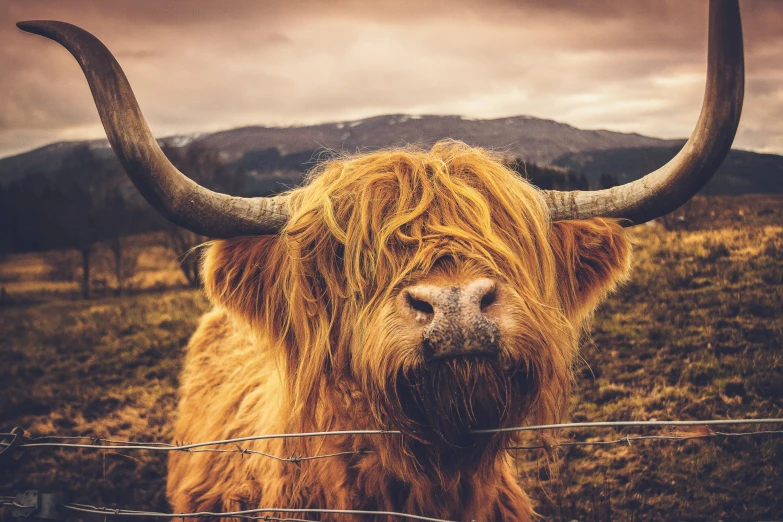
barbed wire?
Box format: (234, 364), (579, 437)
(469, 417), (783, 434)
(0, 436), (373, 464)
(2, 420), (782, 522)
(3, 424), (782, 522)
(1, 418), (781, 463)
(0, 500), (458, 522)
(1, 429), (400, 453)
(509, 429), (783, 450)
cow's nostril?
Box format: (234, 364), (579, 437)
(406, 293), (434, 315)
(479, 290), (497, 311)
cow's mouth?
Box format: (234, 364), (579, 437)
(395, 356), (534, 455)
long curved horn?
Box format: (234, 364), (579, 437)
(16, 21), (290, 238)
(543, 0), (744, 225)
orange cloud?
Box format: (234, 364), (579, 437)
(1, 0), (781, 157)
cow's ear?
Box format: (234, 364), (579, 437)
(202, 236), (287, 334)
(549, 218), (631, 322)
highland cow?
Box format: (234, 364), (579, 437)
(18, 1), (743, 520)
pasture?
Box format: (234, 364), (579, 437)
(1, 194), (782, 521)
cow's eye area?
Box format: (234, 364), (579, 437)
(406, 294), (434, 314)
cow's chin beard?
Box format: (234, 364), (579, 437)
(393, 356), (534, 472)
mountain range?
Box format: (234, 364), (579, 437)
(1, 113), (781, 194)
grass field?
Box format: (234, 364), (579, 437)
(1, 195), (782, 521)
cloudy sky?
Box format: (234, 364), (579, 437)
(1, 0), (781, 159)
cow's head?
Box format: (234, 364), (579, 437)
(201, 142), (631, 474)
(18, 0), (743, 478)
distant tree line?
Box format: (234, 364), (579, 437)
(0, 143), (312, 297)
(553, 145), (783, 195)
(506, 158), (618, 191)
(0, 145), (153, 297)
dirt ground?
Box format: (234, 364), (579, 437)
(1, 194), (782, 521)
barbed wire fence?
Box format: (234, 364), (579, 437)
(2, 418), (782, 521)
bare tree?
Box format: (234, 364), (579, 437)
(55, 145), (105, 298)
(105, 236), (139, 295)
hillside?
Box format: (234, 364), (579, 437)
(192, 114), (678, 164)
(0, 114), (680, 185)
(2, 114), (782, 253)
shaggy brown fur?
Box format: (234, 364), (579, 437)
(168, 141), (631, 521)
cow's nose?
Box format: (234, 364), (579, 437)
(402, 278), (501, 360)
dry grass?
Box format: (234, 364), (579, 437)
(521, 199), (783, 520)
(1, 194), (782, 521)
(0, 290), (209, 513)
